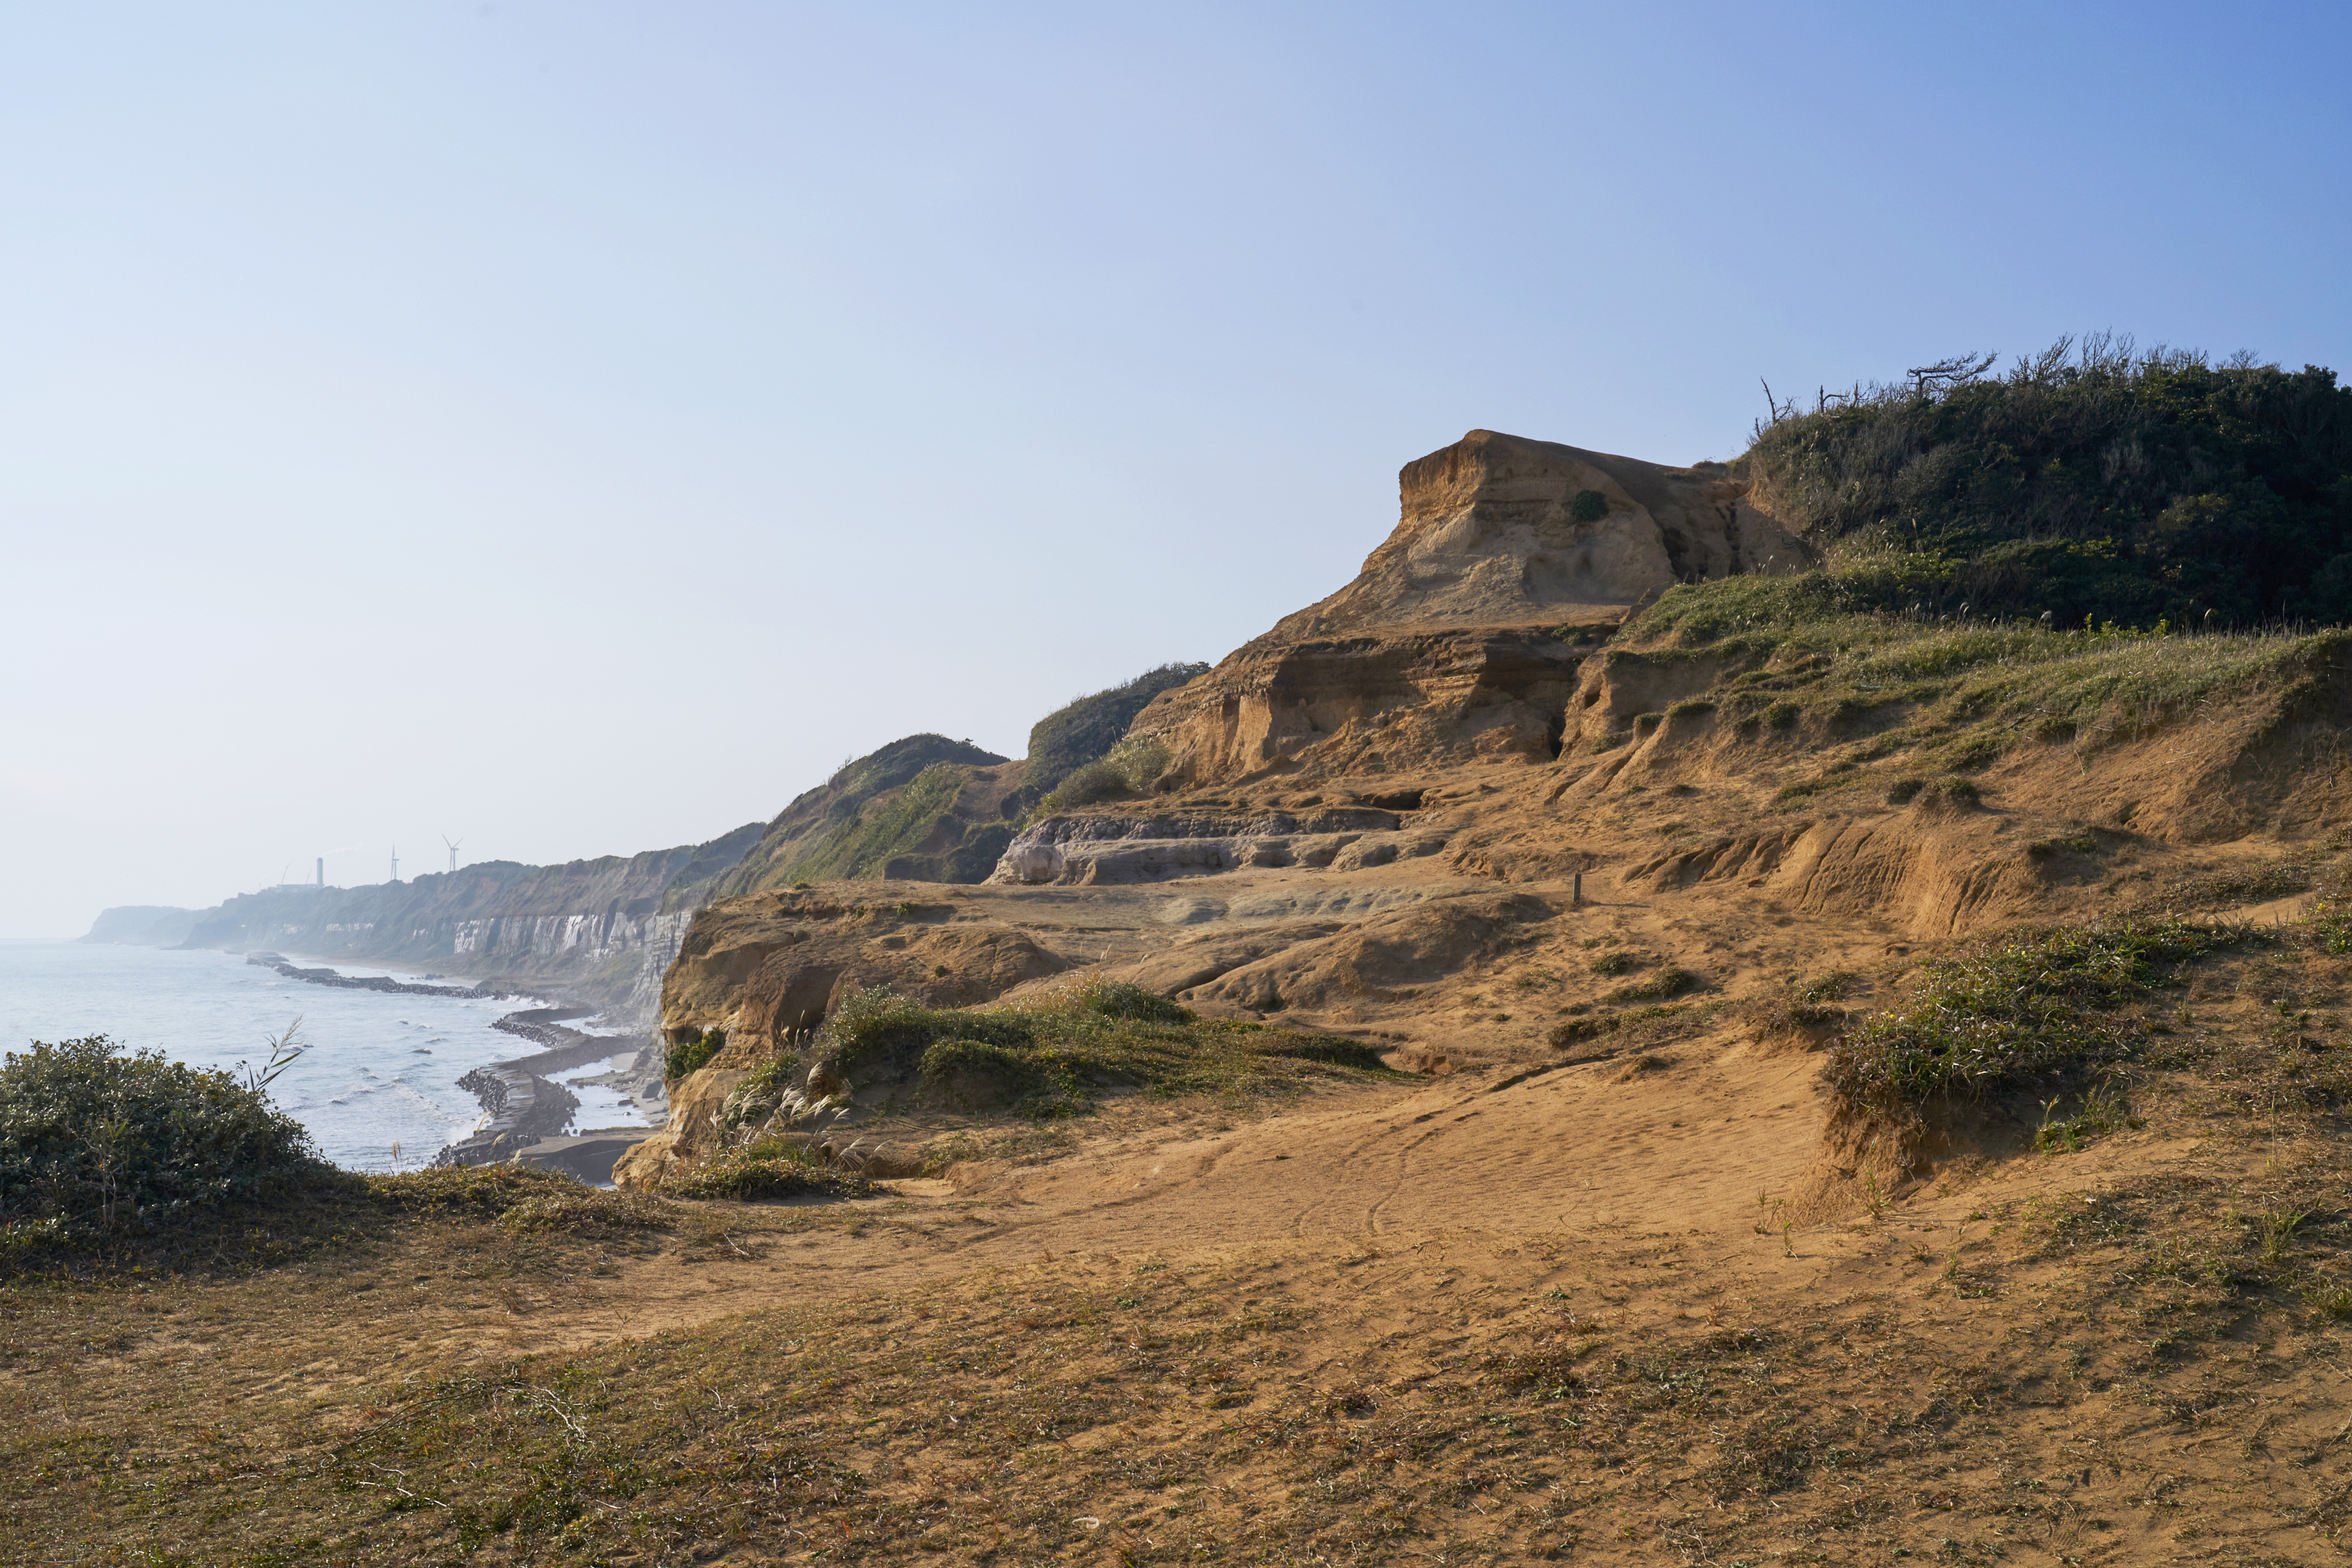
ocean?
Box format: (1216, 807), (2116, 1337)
(0, 940), (656, 1172)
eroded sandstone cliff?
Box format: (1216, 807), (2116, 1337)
(1266, 427), (1808, 639)
(1123, 429), (1809, 793)
(626, 427), (2352, 1200)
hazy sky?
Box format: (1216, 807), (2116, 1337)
(3, 2), (2346, 935)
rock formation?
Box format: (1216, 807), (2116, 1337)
(1122, 430), (1809, 792)
(79, 904), (200, 947)
(1266, 427), (1807, 638)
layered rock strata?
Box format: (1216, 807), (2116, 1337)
(991, 805), (1425, 886)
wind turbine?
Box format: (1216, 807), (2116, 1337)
(443, 836), (463, 874)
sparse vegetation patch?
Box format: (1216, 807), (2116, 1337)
(725, 980), (1396, 1138)
(658, 1136), (878, 1201)
(1602, 967), (1703, 1004)
(1827, 919), (2244, 1112)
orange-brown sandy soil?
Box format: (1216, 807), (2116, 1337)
(9, 917), (2352, 1566)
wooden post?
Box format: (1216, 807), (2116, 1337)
(1573, 871), (1583, 908)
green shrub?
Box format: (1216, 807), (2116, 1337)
(1549, 1016), (1619, 1050)
(1570, 489), (1610, 522)
(1765, 702), (1801, 729)
(1826, 920), (2238, 1110)
(1746, 337), (2352, 627)
(665, 1028), (725, 1081)
(920, 1037), (1039, 1085)
(1796, 969), (1862, 1003)
(0, 1036), (324, 1236)
(1924, 775), (1981, 807)
(2311, 897), (2352, 956)
(1065, 977), (1196, 1025)
(498, 1185), (673, 1236)
(2032, 1080), (2140, 1153)
(1589, 952), (1642, 977)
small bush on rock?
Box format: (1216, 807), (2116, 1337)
(665, 1028), (725, 1081)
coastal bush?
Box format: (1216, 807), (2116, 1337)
(1570, 488), (1610, 522)
(1746, 337), (2352, 626)
(1826, 919), (2240, 1112)
(0, 1036), (324, 1240)
(363, 1162), (583, 1217)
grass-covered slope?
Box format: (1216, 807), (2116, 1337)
(1745, 336), (2352, 625)
(712, 733), (1016, 894)
(712, 668), (1209, 895)
(24, 910), (2352, 1563)
(1021, 662), (1206, 796)
(1579, 569), (2352, 840)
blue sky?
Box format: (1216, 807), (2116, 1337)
(2, 2), (2346, 934)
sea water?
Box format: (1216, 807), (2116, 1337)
(0, 940), (655, 1172)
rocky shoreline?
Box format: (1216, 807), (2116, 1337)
(244, 951), (529, 999)
(247, 952), (664, 1175)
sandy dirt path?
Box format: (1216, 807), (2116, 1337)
(506, 1035), (1834, 1349)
